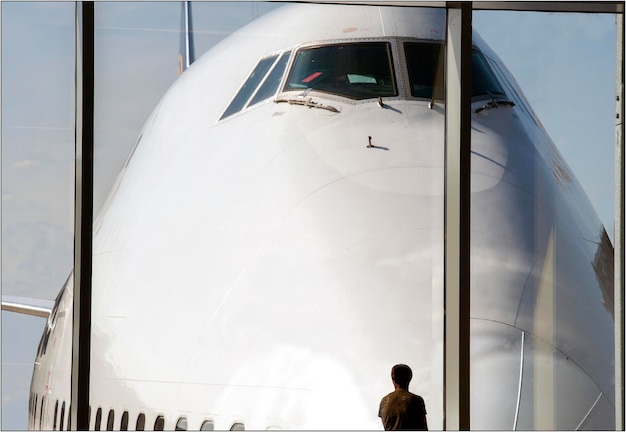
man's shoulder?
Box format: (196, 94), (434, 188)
(407, 392), (427, 413)
(409, 392), (424, 401)
(381, 389), (425, 405)
(381, 390), (402, 402)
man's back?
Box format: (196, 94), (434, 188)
(378, 389), (428, 430)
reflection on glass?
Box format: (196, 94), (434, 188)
(470, 11), (616, 430)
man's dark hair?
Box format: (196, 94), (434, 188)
(391, 364), (413, 388)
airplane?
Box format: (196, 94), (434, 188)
(6, 2), (616, 430)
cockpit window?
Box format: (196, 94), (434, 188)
(284, 42), (397, 100)
(404, 42), (505, 100)
(404, 42), (445, 100)
(220, 55), (278, 120)
(249, 51), (291, 107)
(471, 50), (505, 97)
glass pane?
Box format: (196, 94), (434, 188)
(121, 411), (129, 431)
(95, 407), (102, 430)
(404, 42), (445, 99)
(220, 55), (278, 120)
(175, 417), (188, 431)
(154, 415), (165, 431)
(1, 2), (76, 430)
(200, 420), (214, 430)
(248, 51), (291, 107)
(93, 2), (446, 430)
(60, 402), (65, 431)
(135, 413), (145, 431)
(471, 50), (506, 97)
(470, 10), (616, 429)
(284, 42), (397, 99)
(106, 410), (114, 431)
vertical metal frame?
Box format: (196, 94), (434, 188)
(616, 11), (625, 431)
(444, 2), (472, 430)
(72, 2), (94, 430)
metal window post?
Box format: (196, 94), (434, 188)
(615, 11), (625, 432)
(72, 2), (94, 430)
(444, 2), (472, 430)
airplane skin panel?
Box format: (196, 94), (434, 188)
(27, 4), (614, 431)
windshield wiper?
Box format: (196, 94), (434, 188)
(474, 92), (515, 113)
(274, 96), (340, 113)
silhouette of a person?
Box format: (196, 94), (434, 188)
(378, 364), (428, 430)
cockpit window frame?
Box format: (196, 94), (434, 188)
(400, 39), (446, 101)
(281, 37), (474, 105)
(248, 51), (291, 108)
(218, 50), (292, 122)
(470, 49), (507, 99)
(219, 54), (279, 121)
(282, 40), (399, 101)
(399, 39), (510, 103)
(218, 36), (512, 122)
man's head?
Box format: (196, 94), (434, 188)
(391, 364), (412, 389)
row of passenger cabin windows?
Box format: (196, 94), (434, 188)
(30, 392), (251, 431)
(219, 40), (506, 121)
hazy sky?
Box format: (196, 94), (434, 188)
(1, 2), (619, 429)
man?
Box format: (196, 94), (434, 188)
(378, 364), (428, 430)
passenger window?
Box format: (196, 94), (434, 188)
(200, 419), (215, 430)
(404, 42), (445, 100)
(249, 51), (291, 107)
(285, 42), (397, 100)
(59, 402), (65, 431)
(176, 417), (188, 430)
(154, 415), (165, 431)
(107, 409), (114, 431)
(231, 422), (245, 431)
(34, 395), (38, 426)
(40, 396), (45, 429)
(220, 55), (279, 120)
(121, 411), (129, 430)
(95, 407), (102, 430)
(54, 400), (59, 431)
(136, 413), (146, 431)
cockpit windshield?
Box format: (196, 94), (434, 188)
(284, 42), (397, 100)
(219, 39), (510, 122)
(471, 50), (506, 97)
(404, 42), (505, 100)
(404, 42), (445, 100)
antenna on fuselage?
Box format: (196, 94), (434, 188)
(178, 1), (196, 76)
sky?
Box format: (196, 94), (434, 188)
(0, 2), (619, 430)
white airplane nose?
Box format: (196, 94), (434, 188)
(25, 4), (615, 430)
